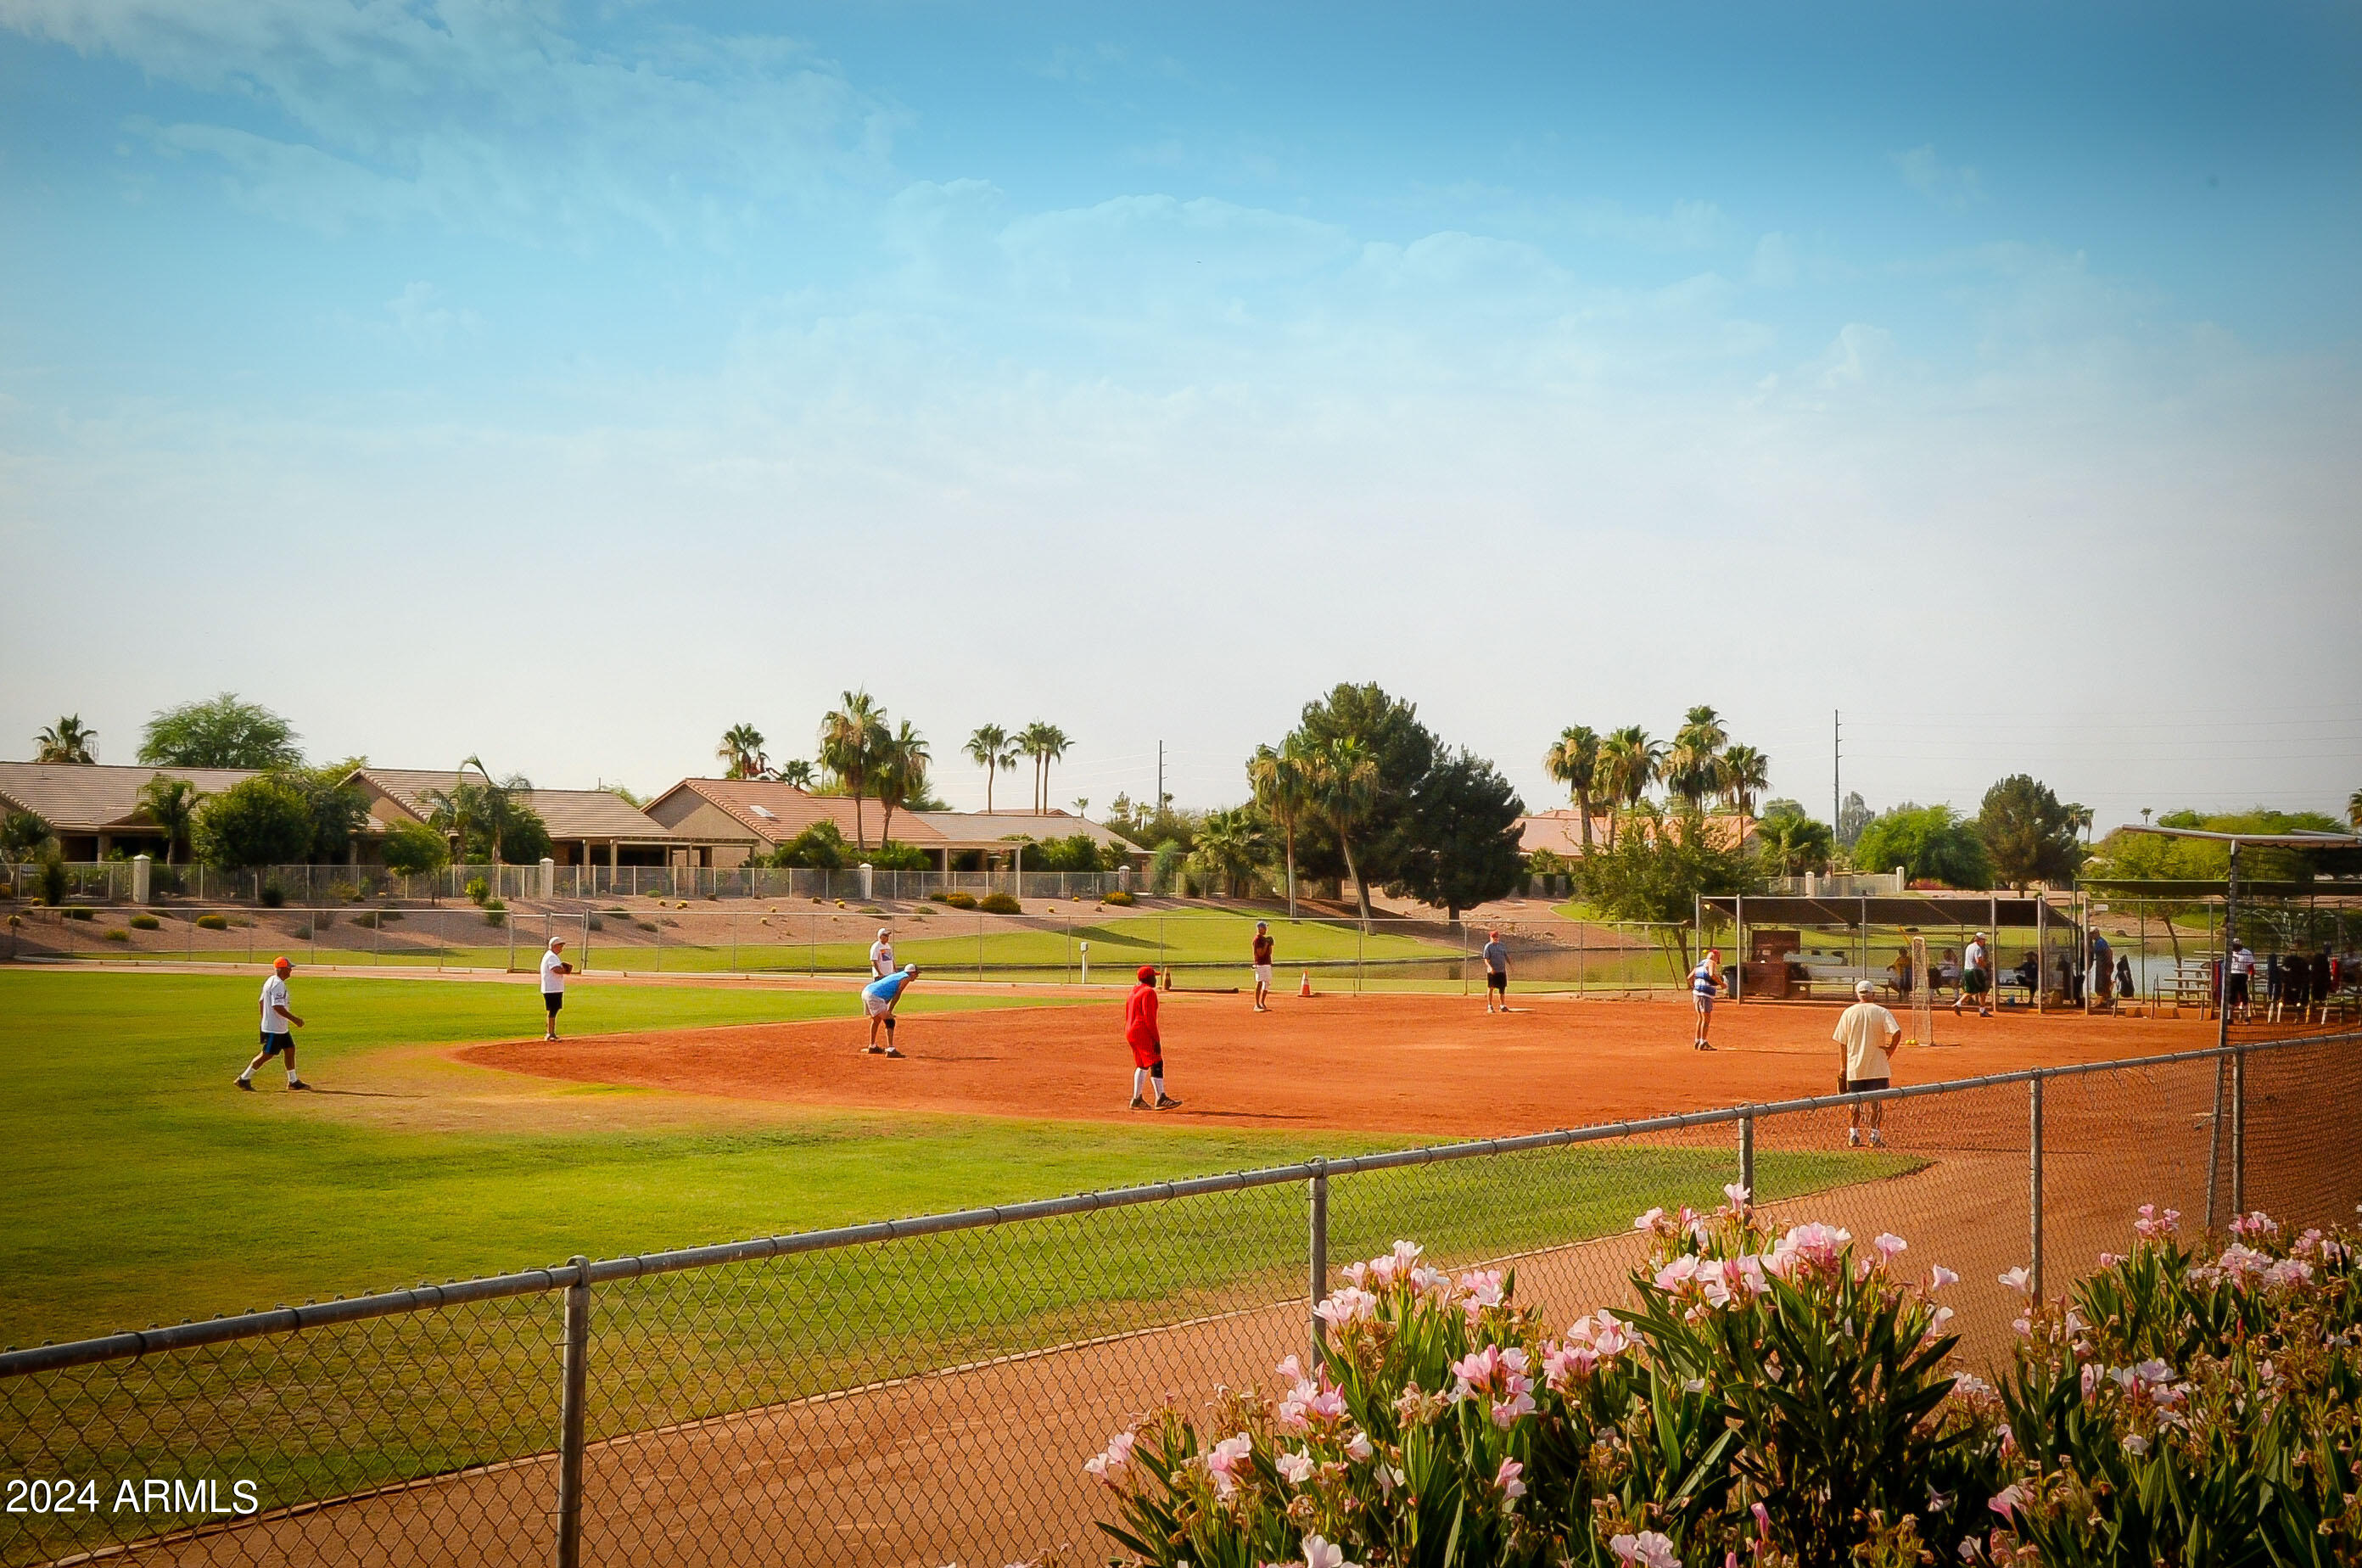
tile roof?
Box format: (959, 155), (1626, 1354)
(909, 810), (1136, 851)
(647, 778), (942, 846)
(350, 769), (689, 843)
(0, 763), (259, 832)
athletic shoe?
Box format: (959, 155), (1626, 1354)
(1128, 1096), (1150, 1111)
(882, 1047), (904, 1059)
(288, 1080), (311, 1090)
(1847, 1128), (1861, 1147)
(1698, 1042), (1716, 1051)
(862, 1044), (886, 1055)
(235, 1078), (255, 1091)
(1868, 1128), (1885, 1147)
(1154, 1095), (1184, 1110)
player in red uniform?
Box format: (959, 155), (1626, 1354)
(1126, 964), (1182, 1111)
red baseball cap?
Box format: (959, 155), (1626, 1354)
(1136, 965), (1157, 983)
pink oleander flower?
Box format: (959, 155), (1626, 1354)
(2123, 1433), (2150, 1456)
(1301, 1536), (1359, 1568)
(1491, 1388), (1536, 1428)
(1206, 1432), (1253, 1498)
(1343, 1428), (1374, 1463)
(1872, 1232), (1908, 1261)
(1458, 1268), (1507, 1312)
(2079, 1363), (2100, 1398)
(2230, 1211), (2280, 1239)
(1543, 1339), (1598, 1390)
(1410, 1264), (1449, 1296)
(1752, 1501), (1772, 1542)
(2263, 1257), (2314, 1289)
(2213, 1243), (2272, 1282)
(2012, 1315), (2033, 1335)
(2135, 1204), (2180, 1238)
(1998, 1265), (2031, 1293)
(1590, 1310), (1634, 1356)
(1274, 1353), (1306, 1384)
(1634, 1207), (1667, 1232)
(1990, 1482), (2028, 1520)
(1083, 1431), (1135, 1486)
(1923, 1304), (1955, 1341)
(1654, 1255), (1702, 1292)
(1610, 1529), (1682, 1568)
(2096, 1252), (2119, 1268)
(1374, 1463), (1402, 1496)
(1313, 1286), (1380, 1329)
(1496, 1457), (1526, 1500)
(1276, 1449), (1315, 1487)
(1723, 1181), (1751, 1208)
(1928, 1263), (1959, 1291)
(1695, 1258), (1734, 1309)
(1338, 1261), (1370, 1289)
(1779, 1222), (1851, 1272)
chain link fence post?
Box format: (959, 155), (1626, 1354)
(2231, 1045), (2247, 1217)
(1738, 1113), (1755, 1202)
(557, 1255), (591, 1568)
(2029, 1077), (2046, 1301)
(1307, 1159), (1329, 1363)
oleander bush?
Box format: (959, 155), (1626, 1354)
(1980, 1207), (2362, 1566)
(1090, 1191), (2001, 1568)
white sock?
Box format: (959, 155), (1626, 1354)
(1151, 1075), (1166, 1099)
(285, 1069), (298, 1084)
(1133, 1068), (1148, 1100)
(238, 1070), (252, 1083)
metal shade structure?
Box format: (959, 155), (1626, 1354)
(2118, 823), (2362, 1229)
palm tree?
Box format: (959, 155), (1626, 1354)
(1189, 807), (1269, 898)
(717, 724), (768, 781)
(1542, 725), (1602, 854)
(35, 715), (97, 764)
(1720, 743), (1771, 840)
(1247, 741), (1315, 916)
(1309, 736), (1381, 929)
(2350, 787), (2362, 832)
(965, 725), (1017, 814)
(1013, 722), (1052, 814)
(819, 692), (887, 849)
(136, 776), (201, 865)
(874, 721), (931, 845)
(1665, 707), (1728, 811)
(1595, 726), (1662, 846)
(772, 759), (816, 789)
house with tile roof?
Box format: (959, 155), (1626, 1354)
(344, 768), (720, 870)
(641, 778), (1139, 870)
(0, 762), (258, 861)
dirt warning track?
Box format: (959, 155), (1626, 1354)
(461, 990), (2242, 1137)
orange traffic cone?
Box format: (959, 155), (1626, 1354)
(1299, 969), (1313, 998)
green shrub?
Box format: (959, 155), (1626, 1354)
(350, 911), (381, 930)
(313, 910), (336, 929)
(40, 858), (66, 907)
(934, 891), (977, 910)
(380, 820), (450, 878)
(977, 891), (1021, 915)
(259, 881), (286, 908)
(291, 922), (313, 940)
(1103, 889), (1137, 906)
(464, 877), (490, 906)
(195, 914), (230, 931)
(1095, 1200), (1995, 1568)
(585, 915), (604, 932)
(128, 914), (161, 931)
(327, 879), (359, 903)
(64, 905), (95, 921)
(102, 927), (130, 943)
(380, 910), (403, 922)
(635, 921), (659, 933)
(481, 899), (507, 927)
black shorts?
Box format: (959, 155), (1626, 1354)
(1964, 969), (1990, 995)
(1486, 972), (1508, 992)
(259, 1030), (293, 1056)
(1845, 1076), (1890, 1094)
(544, 992), (564, 1014)
(2227, 974), (2250, 1003)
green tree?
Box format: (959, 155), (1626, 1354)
(819, 692), (887, 848)
(772, 759), (815, 789)
(1577, 802), (1767, 973)
(2348, 787), (2361, 831)
(381, 820), (451, 878)
(3, 809), (56, 862)
(1387, 748), (1526, 919)
(873, 720), (931, 845)
(1542, 725), (1602, 854)
(1016, 721), (1072, 814)
(35, 714), (97, 764)
(1755, 802), (1834, 876)
(1187, 806), (1270, 897)
(192, 776), (316, 870)
(1308, 736), (1382, 928)
(1664, 705), (1728, 809)
(1246, 741), (1316, 916)
(965, 724), (1018, 814)
(1719, 742), (1771, 835)
(770, 820), (850, 869)
(1837, 790), (1873, 850)
(1595, 725), (1663, 845)
(1285, 682), (1436, 895)
(134, 776), (202, 865)
(272, 764), (372, 862)
(717, 724), (768, 781)
(138, 694), (302, 770)
(1853, 804), (1992, 888)
(1976, 775), (2084, 890)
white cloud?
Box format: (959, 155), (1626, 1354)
(1893, 144), (1984, 210)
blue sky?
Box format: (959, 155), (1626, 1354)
(3, 2), (2358, 824)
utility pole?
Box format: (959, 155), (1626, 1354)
(1156, 742), (1164, 815)
(1832, 710), (1841, 843)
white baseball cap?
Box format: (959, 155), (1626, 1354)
(1855, 980), (1876, 999)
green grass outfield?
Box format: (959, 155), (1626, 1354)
(1, 966), (1913, 1560)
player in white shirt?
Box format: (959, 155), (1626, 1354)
(540, 938), (574, 1041)
(237, 956), (310, 1090)
(1833, 980), (1901, 1147)
(1955, 933), (1992, 1017)
(869, 928), (894, 980)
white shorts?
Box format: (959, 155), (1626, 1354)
(1253, 964), (1273, 986)
(1693, 993), (1715, 1015)
(863, 993), (895, 1019)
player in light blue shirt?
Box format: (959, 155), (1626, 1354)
(861, 964), (920, 1057)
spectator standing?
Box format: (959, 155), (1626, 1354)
(1481, 930), (1510, 1013)
(1832, 980), (1901, 1149)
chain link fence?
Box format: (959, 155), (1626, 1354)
(6, 1029), (2357, 1567)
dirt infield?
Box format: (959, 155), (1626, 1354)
(461, 990), (2238, 1138)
